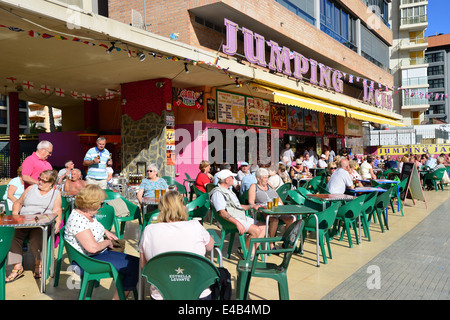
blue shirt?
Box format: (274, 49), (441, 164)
(240, 173), (257, 195)
(84, 147), (110, 180)
(139, 178), (168, 198)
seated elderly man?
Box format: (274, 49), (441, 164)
(326, 159), (355, 194)
(64, 169), (87, 195)
(210, 169), (265, 258)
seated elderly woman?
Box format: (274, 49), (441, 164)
(64, 184), (139, 299)
(139, 190), (214, 300)
(195, 160), (214, 193)
(137, 163), (168, 204)
(248, 168), (295, 250)
(3, 165), (25, 211)
(6, 169), (62, 283)
(63, 168), (87, 195)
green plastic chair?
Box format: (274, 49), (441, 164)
(142, 208), (159, 228)
(0, 227), (15, 300)
(369, 186), (394, 233)
(104, 189), (123, 200)
(333, 194), (366, 248)
(191, 184), (206, 198)
(276, 183), (292, 203)
(236, 219), (304, 300)
(63, 228), (132, 300)
(287, 190), (305, 205)
(391, 178), (408, 216)
(305, 176), (322, 193)
(161, 176), (176, 186)
(211, 206), (248, 260)
(174, 181), (188, 198)
(141, 251), (220, 300)
(359, 191), (378, 242)
(296, 187), (324, 207)
(300, 202), (339, 264)
(107, 195), (143, 240)
(205, 183), (216, 193)
(186, 193), (210, 221)
(0, 185), (8, 214)
(54, 204), (116, 287)
(423, 168), (446, 192)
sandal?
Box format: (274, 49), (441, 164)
(6, 267), (24, 283)
(33, 265), (42, 279)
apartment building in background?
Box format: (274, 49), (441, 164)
(390, 0), (430, 125)
(425, 34), (450, 123)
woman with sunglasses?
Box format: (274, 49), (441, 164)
(326, 162), (337, 184)
(6, 170), (62, 283)
(136, 163), (168, 204)
(64, 184), (139, 299)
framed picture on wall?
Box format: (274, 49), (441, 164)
(207, 98), (216, 121)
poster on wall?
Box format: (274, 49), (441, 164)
(217, 90), (246, 125)
(246, 97), (270, 128)
(166, 115), (175, 165)
(324, 114), (337, 134)
(287, 106), (304, 131)
(304, 110), (319, 131)
(173, 88), (204, 110)
(270, 103), (287, 130)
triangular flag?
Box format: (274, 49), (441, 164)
(28, 30), (40, 37)
(42, 33), (54, 39)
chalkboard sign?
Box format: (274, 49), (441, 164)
(400, 162), (414, 201)
(400, 162), (427, 208)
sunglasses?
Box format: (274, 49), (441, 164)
(38, 177), (51, 183)
(330, 167), (337, 170)
(147, 170), (154, 172)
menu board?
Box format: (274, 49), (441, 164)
(304, 110), (319, 131)
(287, 105), (304, 131)
(246, 97), (270, 128)
(270, 103), (287, 130)
(217, 90), (246, 125)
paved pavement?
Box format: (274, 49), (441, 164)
(322, 198), (450, 300)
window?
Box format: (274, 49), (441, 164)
(426, 52), (444, 63)
(428, 65), (445, 76)
(429, 79), (445, 88)
(409, 51), (425, 65)
(319, 0), (356, 50)
(401, 5), (427, 25)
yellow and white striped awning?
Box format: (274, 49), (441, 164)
(256, 84), (405, 127)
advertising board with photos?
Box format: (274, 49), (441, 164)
(216, 90), (270, 128)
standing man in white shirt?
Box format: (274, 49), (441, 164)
(280, 143), (295, 162)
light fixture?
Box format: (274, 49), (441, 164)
(106, 42), (116, 54)
(235, 77), (240, 88)
(137, 52), (146, 61)
(156, 82), (165, 88)
(184, 63), (189, 74)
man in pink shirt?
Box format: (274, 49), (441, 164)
(22, 140), (53, 188)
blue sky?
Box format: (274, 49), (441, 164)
(425, 0), (450, 37)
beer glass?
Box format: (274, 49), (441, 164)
(155, 189), (160, 199)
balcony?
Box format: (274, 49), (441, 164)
(402, 76), (429, 88)
(398, 37), (428, 51)
(400, 15), (428, 31)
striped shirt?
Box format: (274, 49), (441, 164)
(84, 147), (110, 180)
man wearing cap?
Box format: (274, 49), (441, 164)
(317, 154), (328, 168)
(236, 162), (250, 181)
(210, 169), (265, 258)
(240, 164), (258, 195)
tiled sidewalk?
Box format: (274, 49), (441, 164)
(323, 197), (450, 300)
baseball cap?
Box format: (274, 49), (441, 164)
(217, 169), (237, 180)
(320, 154), (326, 158)
(240, 161), (249, 166)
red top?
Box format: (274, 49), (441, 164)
(195, 172), (211, 193)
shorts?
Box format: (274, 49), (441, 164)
(234, 216), (256, 233)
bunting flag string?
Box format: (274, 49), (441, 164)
(0, 22), (447, 101)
